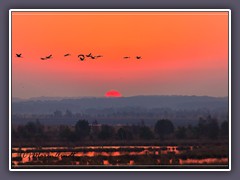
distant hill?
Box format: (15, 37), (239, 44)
(12, 95), (228, 114)
(12, 96), (88, 102)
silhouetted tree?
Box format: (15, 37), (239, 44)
(17, 125), (27, 139)
(17, 120), (45, 141)
(59, 125), (77, 141)
(116, 127), (133, 140)
(197, 116), (219, 139)
(197, 117), (208, 137)
(175, 126), (187, 139)
(220, 120), (229, 137)
(12, 127), (18, 140)
(206, 119), (219, 139)
(98, 125), (115, 140)
(139, 126), (154, 140)
(154, 119), (174, 139)
(75, 120), (90, 140)
(90, 120), (100, 139)
(129, 125), (141, 139)
(186, 124), (199, 139)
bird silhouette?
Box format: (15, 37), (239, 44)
(64, 53), (70, 57)
(16, 54), (22, 58)
(86, 53), (92, 57)
(123, 56), (130, 59)
(136, 56), (142, 59)
(90, 55), (96, 59)
(46, 55), (52, 59)
(78, 54), (85, 61)
(41, 55), (52, 60)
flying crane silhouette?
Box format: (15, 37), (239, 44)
(136, 56), (142, 59)
(123, 56), (130, 59)
(40, 54), (52, 60)
(86, 53), (92, 58)
(46, 55), (52, 59)
(78, 54), (85, 61)
(16, 54), (23, 58)
(90, 55), (96, 59)
(64, 53), (70, 57)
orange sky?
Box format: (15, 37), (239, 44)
(11, 11), (229, 98)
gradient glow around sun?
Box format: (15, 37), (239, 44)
(105, 90), (122, 97)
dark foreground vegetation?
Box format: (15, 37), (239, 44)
(11, 116), (229, 168)
(12, 116), (228, 147)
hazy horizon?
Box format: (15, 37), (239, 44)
(12, 93), (229, 101)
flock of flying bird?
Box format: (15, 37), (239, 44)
(15, 53), (142, 61)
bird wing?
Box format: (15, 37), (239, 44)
(78, 54), (85, 61)
(86, 53), (92, 57)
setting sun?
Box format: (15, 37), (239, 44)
(105, 89), (122, 97)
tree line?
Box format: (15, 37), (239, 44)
(12, 116), (228, 143)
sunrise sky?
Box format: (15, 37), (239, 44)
(11, 11), (229, 99)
